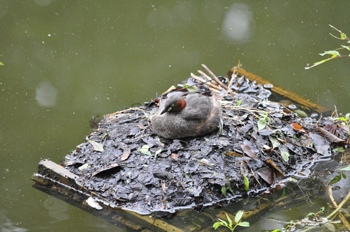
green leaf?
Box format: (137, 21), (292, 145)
(341, 32), (347, 40)
(257, 117), (266, 131)
(306, 211), (315, 217)
(266, 116), (271, 123)
(221, 186), (227, 198)
(0, 62), (4, 66)
(226, 213), (233, 228)
(213, 222), (221, 230)
(228, 185), (235, 195)
(242, 173), (249, 191)
(340, 166), (350, 171)
(279, 188), (286, 199)
(235, 210), (243, 224)
(325, 222), (336, 232)
(218, 218), (228, 226)
(319, 50), (340, 56)
(78, 163), (91, 171)
(329, 173), (342, 185)
(237, 221), (250, 227)
(293, 109), (308, 118)
(269, 136), (281, 149)
(236, 100), (242, 106)
(305, 58), (330, 69)
(140, 145), (152, 156)
(334, 147), (345, 153)
(154, 149), (162, 160)
(341, 45), (350, 51)
(279, 147), (290, 162)
(183, 84), (197, 91)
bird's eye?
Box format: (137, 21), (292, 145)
(167, 104), (174, 112)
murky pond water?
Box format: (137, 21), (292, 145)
(1, 1), (350, 231)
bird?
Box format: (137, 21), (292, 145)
(151, 91), (222, 139)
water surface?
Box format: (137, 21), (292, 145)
(1, 1), (349, 231)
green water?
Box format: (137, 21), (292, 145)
(1, 1), (349, 231)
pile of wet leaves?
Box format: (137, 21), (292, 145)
(63, 73), (349, 215)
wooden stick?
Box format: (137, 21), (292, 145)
(201, 64), (236, 95)
(208, 87), (221, 94)
(190, 73), (222, 91)
(228, 60), (240, 88)
(328, 187), (350, 231)
(201, 64), (229, 90)
(197, 70), (219, 88)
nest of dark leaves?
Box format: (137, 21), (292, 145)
(63, 65), (349, 215)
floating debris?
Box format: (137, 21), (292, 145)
(86, 197), (103, 210)
(61, 65), (348, 215)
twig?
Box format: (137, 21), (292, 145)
(228, 60), (240, 88)
(301, 190), (350, 232)
(201, 64), (235, 95)
(327, 187), (350, 231)
(190, 73), (221, 93)
(197, 70), (222, 90)
(329, 24), (350, 41)
(333, 105), (339, 118)
(327, 190), (350, 219)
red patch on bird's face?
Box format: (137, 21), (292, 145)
(175, 98), (187, 111)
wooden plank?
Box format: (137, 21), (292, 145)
(229, 67), (330, 113)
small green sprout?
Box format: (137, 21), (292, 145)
(257, 112), (271, 131)
(213, 211), (250, 232)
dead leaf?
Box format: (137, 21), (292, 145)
(256, 167), (274, 185)
(225, 151), (244, 157)
(240, 144), (257, 159)
(317, 127), (345, 143)
(290, 123), (307, 134)
(240, 161), (249, 177)
(161, 180), (166, 193)
(88, 139), (104, 152)
(323, 124), (337, 134)
(338, 124), (350, 133)
(171, 153), (179, 159)
(137, 123), (147, 130)
(120, 148), (131, 161)
(92, 163), (121, 177)
(265, 159), (284, 175)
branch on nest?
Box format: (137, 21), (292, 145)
(191, 64), (237, 95)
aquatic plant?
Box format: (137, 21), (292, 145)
(213, 211), (250, 232)
(305, 25), (350, 69)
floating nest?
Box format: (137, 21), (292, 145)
(63, 64), (348, 215)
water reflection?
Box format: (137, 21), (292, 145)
(0, 208), (28, 232)
(35, 80), (57, 107)
(34, 0), (56, 7)
(222, 4), (254, 43)
(43, 196), (70, 223)
(146, 2), (194, 29)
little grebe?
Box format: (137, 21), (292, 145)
(151, 92), (222, 139)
